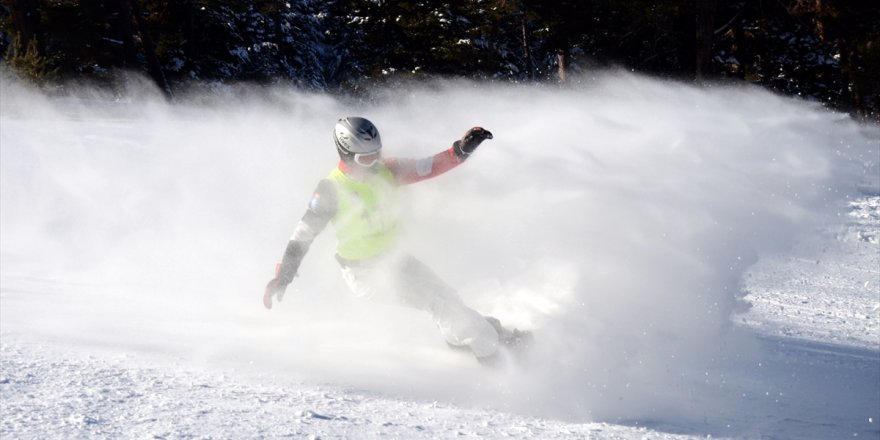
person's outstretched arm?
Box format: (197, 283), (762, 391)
(263, 179), (337, 309)
(385, 127), (493, 185)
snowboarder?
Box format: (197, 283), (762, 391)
(263, 117), (528, 365)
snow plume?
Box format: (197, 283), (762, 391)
(1, 74), (876, 426)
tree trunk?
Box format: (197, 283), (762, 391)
(521, 17), (534, 81)
(675, 8), (697, 77)
(183, 0), (197, 61)
(557, 48), (567, 83)
(273, 7), (288, 74)
(126, 0), (173, 98)
(695, 0), (717, 80)
(110, 0), (138, 67)
(812, 0), (827, 42)
(730, 18), (746, 80)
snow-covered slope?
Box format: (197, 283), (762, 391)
(1, 336), (702, 439)
(1, 74), (878, 439)
(740, 196), (880, 351)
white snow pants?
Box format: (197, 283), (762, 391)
(338, 252), (500, 358)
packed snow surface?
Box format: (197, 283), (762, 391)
(1, 73), (878, 439)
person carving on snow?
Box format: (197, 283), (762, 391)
(263, 117), (528, 365)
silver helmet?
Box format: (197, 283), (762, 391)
(333, 117), (382, 166)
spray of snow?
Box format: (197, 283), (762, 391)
(1, 73), (876, 425)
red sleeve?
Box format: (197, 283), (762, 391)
(384, 147), (465, 185)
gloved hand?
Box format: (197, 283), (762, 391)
(263, 277), (288, 310)
(264, 243), (303, 310)
(453, 127), (493, 159)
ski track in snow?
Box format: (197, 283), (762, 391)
(2, 76), (879, 439)
(739, 196), (880, 351)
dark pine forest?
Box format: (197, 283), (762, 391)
(3, 0), (878, 119)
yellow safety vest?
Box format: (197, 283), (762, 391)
(327, 165), (401, 260)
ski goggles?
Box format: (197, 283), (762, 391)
(354, 151), (381, 167)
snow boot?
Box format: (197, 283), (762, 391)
(484, 316), (533, 351)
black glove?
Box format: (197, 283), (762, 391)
(453, 127), (493, 159)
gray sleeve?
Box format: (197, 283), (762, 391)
(290, 179), (337, 243)
(274, 179), (337, 285)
